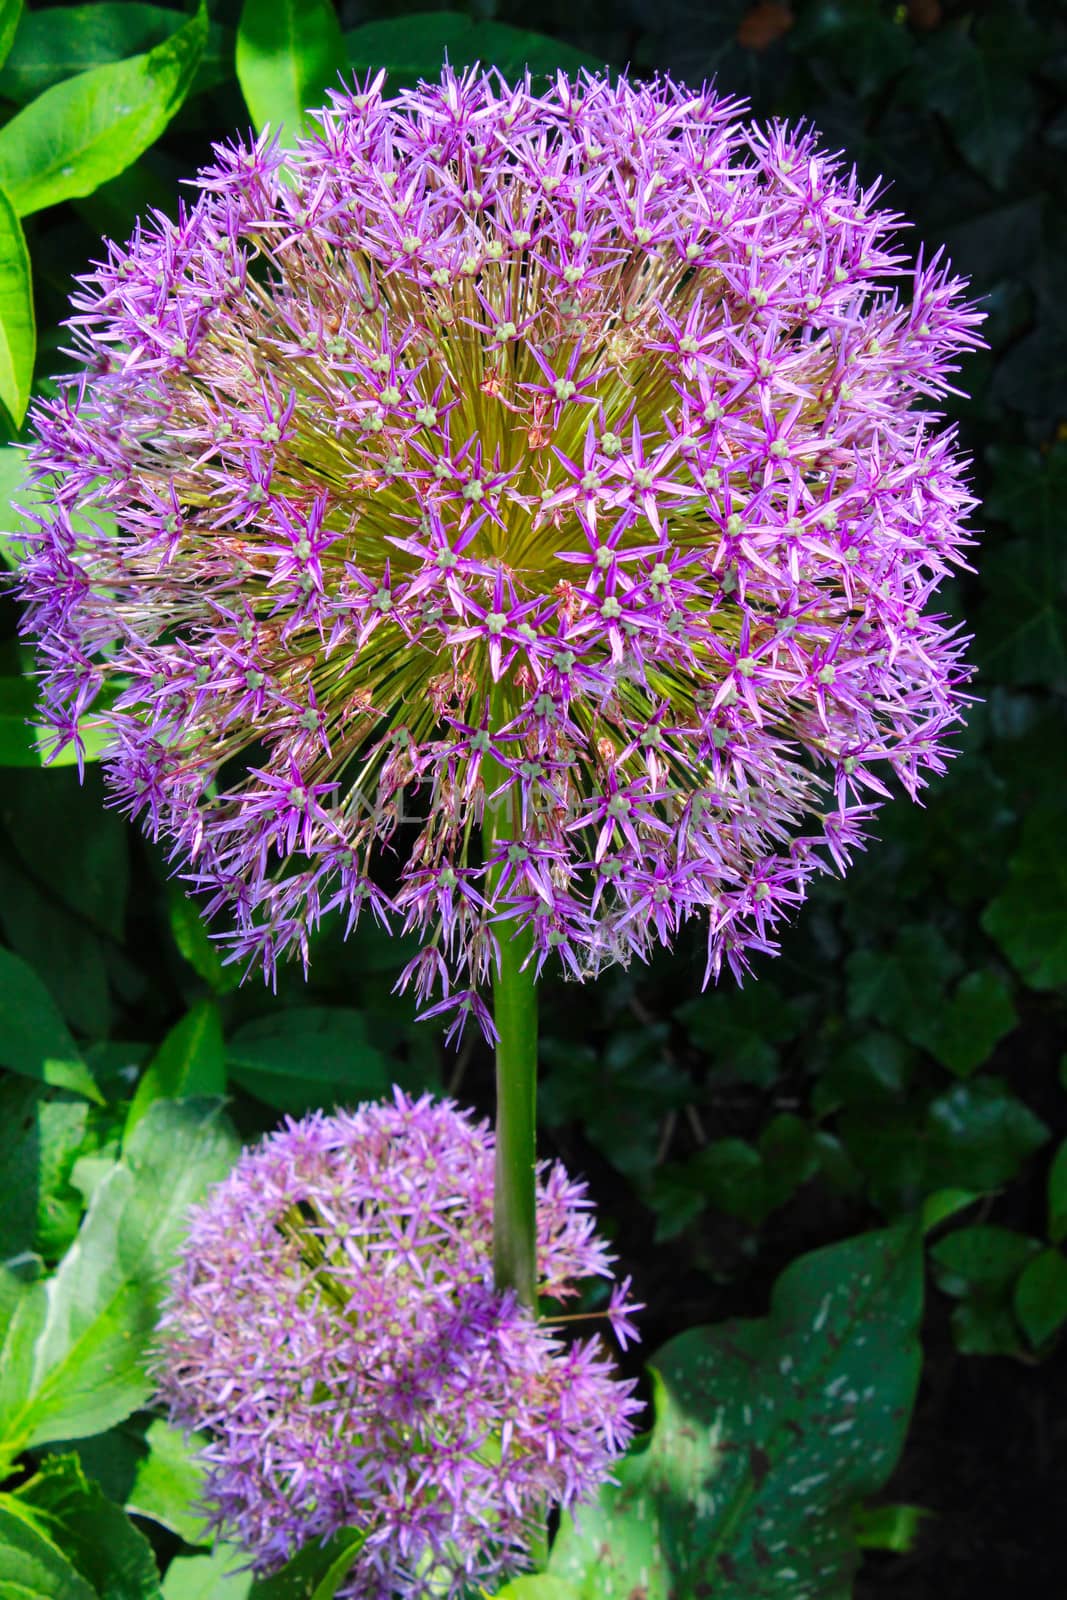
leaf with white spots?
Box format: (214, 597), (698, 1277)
(548, 1224), (923, 1598)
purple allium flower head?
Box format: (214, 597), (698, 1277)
(154, 1088), (642, 1597)
(15, 69), (983, 1032)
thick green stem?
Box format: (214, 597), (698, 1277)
(483, 687), (539, 1311)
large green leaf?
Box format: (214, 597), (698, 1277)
(11, 1452), (161, 1600)
(2, 767), (129, 938)
(248, 1530), (366, 1600)
(983, 808), (1067, 989)
(548, 1225), (924, 1599)
(226, 1006), (388, 1113)
(0, 1495), (96, 1600)
(126, 1420), (209, 1545)
(0, 946), (102, 1102)
(0, 2), (230, 102)
(0, 1078), (90, 1262)
(344, 14), (602, 82)
(0, 1), (22, 71)
(235, 0), (344, 142)
(0, 854), (113, 1038)
(168, 891), (237, 995)
(0, 1100), (237, 1457)
(914, 23), (1037, 188)
(0, 180), (33, 426)
(0, 1), (207, 216)
(126, 1002), (226, 1132)
(161, 1548), (250, 1600)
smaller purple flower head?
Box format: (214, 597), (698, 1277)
(154, 1089), (642, 1598)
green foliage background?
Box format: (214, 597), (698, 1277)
(0, 2), (1063, 1597)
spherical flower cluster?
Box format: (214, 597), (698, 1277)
(16, 68), (983, 1035)
(155, 1089), (642, 1598)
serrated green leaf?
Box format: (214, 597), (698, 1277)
(0, 1), (207, 216)
(0, 180), (34, 426)
(1013, 1248), (1067, 1347)
(0, 947), (102, 1102)
(983, 809), (1067, 989)
(13, 1452), (161, 1600)
(126, 1002), (226, 1132)
(235, 0), (344, 142)
(0, 1494), (97, 1600)
(549, 1226), (923, 1598)
(126, 1420), (209, 1545)
(226, 1007), (388, 1113)
(0, 1099), (237, 1455)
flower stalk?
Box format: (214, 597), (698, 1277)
(484, 686), (539, 1311)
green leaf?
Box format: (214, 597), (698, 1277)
(846, 925), (962, 1048)
(2, 767), (129, 938)
(162, 1548), (250, 1600)
(0, 181), (34, 426)
(12, 1452), (161, 1600)
(0, 2), (207, 217)
(0, 1495), (97, 1600)
(853, 1501), (929, 1553)
(0, 1), (22, 72)
(1048, 1139), (1067, 1245)
(126, 1420), (208, 1546)
(0, 1078), (90, 1262)
(549, 1226), (924, 1597)
(676, 981), (805, 1087)
(235, 0), (344, 142)
(930, 1224), (1040, 1359)
(915, 25), (1037, 187)
(226, 1007), (388, 1113)
(0, 946), (102, 1102)
(0, 1099), (237, 1455)
(0, 853), (113, 1037)
(1013, 1248), (1067, 1347)
(496, 1582), (581, 1600)
(925, 1078), (1049, 1190)
(0, 3), (201, 101)
(344, 14), (603, 82)
(982, 808), (1067, 989)
(923, 969), (1017, 1077)
(248, 1529), (366, 1600)
(168, 891), (237, 994)
(930, 1225), (1041, 1297)
(126, 1002), (226, 1132)
(0, 671), (121, 767)
(985, 442), (1067, 541)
